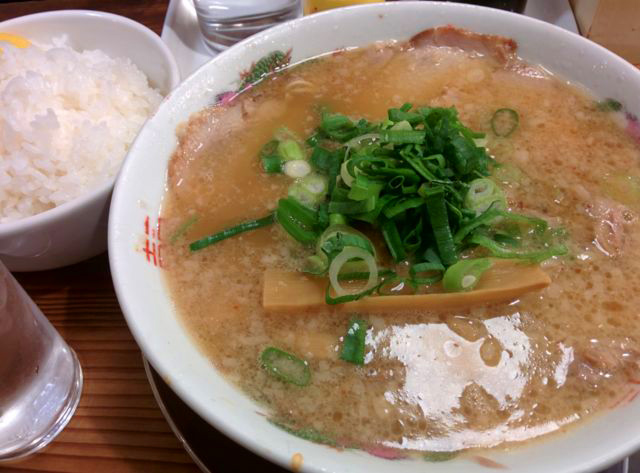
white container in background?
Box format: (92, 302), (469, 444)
(193, 0), (301, 51)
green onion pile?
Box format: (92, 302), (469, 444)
(183, 103), (571, 442)
(189, 103), (567, 303)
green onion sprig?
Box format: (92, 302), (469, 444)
(260, 347), (311, 386)
(490, 108), (519, 137)
(189, 214), (274, 252)
(340, 318), (368, 365)
(442, 258), (492, 292)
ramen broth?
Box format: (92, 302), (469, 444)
(161, 35), (640, 454)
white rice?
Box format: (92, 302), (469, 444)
(0, 36), (163, 223)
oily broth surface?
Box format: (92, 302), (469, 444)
(162, 43), (640, 453)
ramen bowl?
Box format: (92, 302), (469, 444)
(109, 3), (640, 472)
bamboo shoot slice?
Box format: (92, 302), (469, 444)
(263, 259), (550, 312)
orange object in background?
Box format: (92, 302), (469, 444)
(304, 0), (385, 14)
(570, 0), (640, 67)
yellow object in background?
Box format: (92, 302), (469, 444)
(0, 33), (31, 52)
(304, 0), (385, 15)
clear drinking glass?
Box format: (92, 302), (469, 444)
(0, 260), (82, 461)
(193, 0), (301, 52)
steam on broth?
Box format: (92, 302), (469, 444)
(162, 27), (640, 457)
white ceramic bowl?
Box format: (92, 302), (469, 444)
(0, 10), (180, 271)
(109, 3), (640, 472)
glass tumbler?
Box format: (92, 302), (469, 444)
(0, 260), (82, 461)
(193, 0), (301, 52)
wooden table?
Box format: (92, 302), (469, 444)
(2, 254), (198, 473)
(0, 2), (285, 472)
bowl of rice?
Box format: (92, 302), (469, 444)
(0, 10), (180, 271)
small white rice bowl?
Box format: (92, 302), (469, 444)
(0, 10), (180, 271)
(0, 36), (162, 223)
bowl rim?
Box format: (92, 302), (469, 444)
(109, 2), (640, 472)
(0, 9), (180, 234)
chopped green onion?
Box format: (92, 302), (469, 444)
(233, 104), (566, 304)
(260, 347), (311, 386)
(351, 193), (395, 224)
(262, 155), (283, 173)
(259, 140), (282, 173)
(317, 224), (375, 260)
(310, 147), (343, 195)
(329, 213), (347, 226)
(288, 173), (328, 208)
(283, 159), (311, 178)
(491, 108), (519, 137)
(279, 197), (318, 227)
(344, 133), (380, 150)
(425, 153), (447, 169)
(328, 195), (376, 215)
(169, 215), (198, 244)
(381, 219), (406, 262)
(380, 129), (425, 144)
(402, 219), (423, 253)
(405, 156), (439, 182)
(454, 205), (547, 244)
(596, 98), (623, 112)
(340, 160), (356, 187)
(388, 107), (422, 125)
(464, 178), (506, 216)
(189, 214), (274, 252)
(423, 247), (442, 265)
(320, 112), (375, 142)
(269, 420), (336, 446)
(442, 258), (492, 292)
(377, 274), (416, 296)
(492, 162), (528, 186)
(274, 126), (301, 143)
(304, 253), (329, 275)
(410, 261), (445, 285)
(278, 139), (304, 161)
(322, 112), (353, 131)
(473, 137), (488, 148)
(325, 280), (380, 305)
(424, 187), (457, 266)
(310, 147), (336, 172)
(348, 175), (384, 201)
(424, 451), (458, 462)
(340, 318), (368, 365)
(493, 232), (520, 247)
(321, 232), (374, 258)
(389, 120), (413, 131)
(275, 197), (319, 244)
(328, 246), (378, 298)
(317, 202), (330, 228)
(382, 196), (424, 219)
(339, 268), (395, 281)
(470, 234), (567, 262)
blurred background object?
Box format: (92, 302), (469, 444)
(193, 0), (301, 51)
(304, 0), (526, 14)
(304, 0), (383, 14)
(570, 0), (640, 66)
(421, 0), (527, 12)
